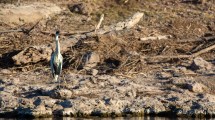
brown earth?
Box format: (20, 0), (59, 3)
(0, 0), (215, 118)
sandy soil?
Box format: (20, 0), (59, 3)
(0, 0), (215, 118)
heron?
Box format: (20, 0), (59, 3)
(50, 31), (63, 83)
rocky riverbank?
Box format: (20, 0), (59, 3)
(0, 70), (215, 118)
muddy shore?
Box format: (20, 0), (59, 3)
(1, 71), (215, 118)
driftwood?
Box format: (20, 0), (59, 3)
(176, 36), (215, 43)
(142, 44), (215, 63)
(12, 12), (144, 65)
(40, 30), (92, 36)
(140, 35), (172, 42)
(140, 35), (215, 43)
(92, 12), (144, 35)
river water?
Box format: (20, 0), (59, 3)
(0, 117), (209, 120)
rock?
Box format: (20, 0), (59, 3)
(21, 85), (30, 92)
(97, 75), (110, 80)
(89, 77), (97, 84)
(34, 104), (46, 111)
(11, 78), (20, 85)
(50, 89), (73, 99)
(0, 69), (11, 74)
(125, 89), (136, 98)
(186, 82), (207, 93)
(171, 66), (185, 77)
(16, 107), (32, 117)
(12, 46), (52, 65)
(68, 2), (92, 16)
(109, 76), (121, 85)
(87, 69), (98, 76)
(204, 94), (215, 102)
(59, 100), (73, 108)
(91, 69), (98, 76)
(3, 85), (19, 93)
(144, 107), (155, 114)
(176, 66), (196, 76)
(40, 86), (54, 96)
(18, 98), (35, 108)
(191, 57), (213, 71)
(82, 52), (100, 70)
(0, 97), (5, 109)
(157, 72), (172, 79)
(44, 99), (56, 108)
(52, 104), (64, 115)
(128, 51), (140, 56)
(32, 105), (52, 117)
(0, 78), (9, 84)
(60, 108), (75, 116)
(33, 97), (42, 106)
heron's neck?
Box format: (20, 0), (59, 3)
(55, 36), (60, 54)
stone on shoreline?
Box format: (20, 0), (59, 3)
(191, 57), (213, 71)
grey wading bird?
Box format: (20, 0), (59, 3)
(50, 31), (63, 83)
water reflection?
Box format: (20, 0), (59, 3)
(59, 117), (206, 120)
(0, 117), (213, 120)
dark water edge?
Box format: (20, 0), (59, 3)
(0, 117), (213, 120)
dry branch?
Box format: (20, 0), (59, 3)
(40, 30), (92, 36)
(192, 44), (215, 56)
(140, 35), (172, 42)
(0, 21), (40, 35)
(139, 35), (215, 43)
(12, 12), (144, 65)
(176, 36), (215, 43)
(95, 14), (104, 32)
(142, 44), (215, 63)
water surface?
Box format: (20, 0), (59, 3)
(0, 117), (210, 120)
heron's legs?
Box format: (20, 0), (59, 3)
(58, 78), (61, 89)
(63, 74), (67, 87)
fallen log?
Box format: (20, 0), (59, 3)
(12, 12), (144, 65)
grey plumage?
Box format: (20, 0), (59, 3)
(50, 31), (63, 82)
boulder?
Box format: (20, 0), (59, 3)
(186, 82), (207, 93)
(82, 52), (100, 70)
(90, 69), (99, 76)
(157, 72), (172, 79)
(0, 69), (11, 74)
(191, 57), (213, 71)
(60, 108), (75, 116)
(32, 104), (52, 117)
(50, 89), (73, 99)
(12, 46), (52, 65)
